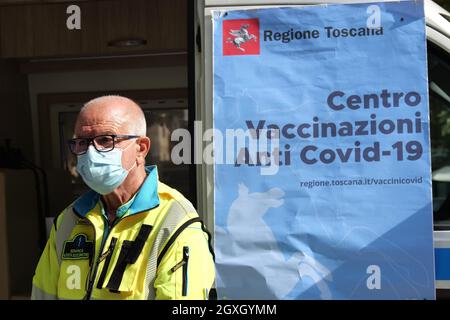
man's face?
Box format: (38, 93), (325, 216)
(74, 104), (137, 170)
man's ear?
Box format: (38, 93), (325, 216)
(137, 137), (151, 165)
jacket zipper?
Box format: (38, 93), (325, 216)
(98, 237), (117, 263)
(182, 246), (189, 296)
(96, 237), (118, 289)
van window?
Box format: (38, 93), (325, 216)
(428, 41), (450, 229)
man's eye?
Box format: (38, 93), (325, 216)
(96, 137), (113, 145)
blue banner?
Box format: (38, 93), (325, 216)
(213, 1), (435, 299)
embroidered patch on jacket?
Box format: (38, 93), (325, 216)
(62, 234), (93, 261)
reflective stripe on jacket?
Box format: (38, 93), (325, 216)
(31, 166), (215, 300)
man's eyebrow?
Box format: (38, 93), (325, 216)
(75, 131), (116, 138)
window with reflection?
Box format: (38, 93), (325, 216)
(428, 42), (450, 228)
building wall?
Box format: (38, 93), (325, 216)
(0, 60), (34, 162)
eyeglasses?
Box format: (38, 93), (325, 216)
(67, 134), (139, 155)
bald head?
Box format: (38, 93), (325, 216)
(77, 95), (146, 137)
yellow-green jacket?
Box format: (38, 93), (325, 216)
(32, 166), (215, 300)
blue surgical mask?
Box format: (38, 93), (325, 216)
(76, 142), (136, 195)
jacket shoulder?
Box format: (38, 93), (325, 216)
(52, 201), (77, 232)
(157, 181), (198, 218)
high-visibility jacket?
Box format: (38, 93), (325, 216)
(31, 166), (215, 300)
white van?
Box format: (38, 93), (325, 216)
(197, 0), (450, 298)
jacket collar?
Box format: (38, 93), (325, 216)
(73, 165), (160, 217)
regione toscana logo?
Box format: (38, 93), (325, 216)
(223, 19), (260, 56)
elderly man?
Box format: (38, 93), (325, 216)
(32, 96), (215, 300)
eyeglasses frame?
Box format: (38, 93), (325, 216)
(67, 134), (140, 156)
